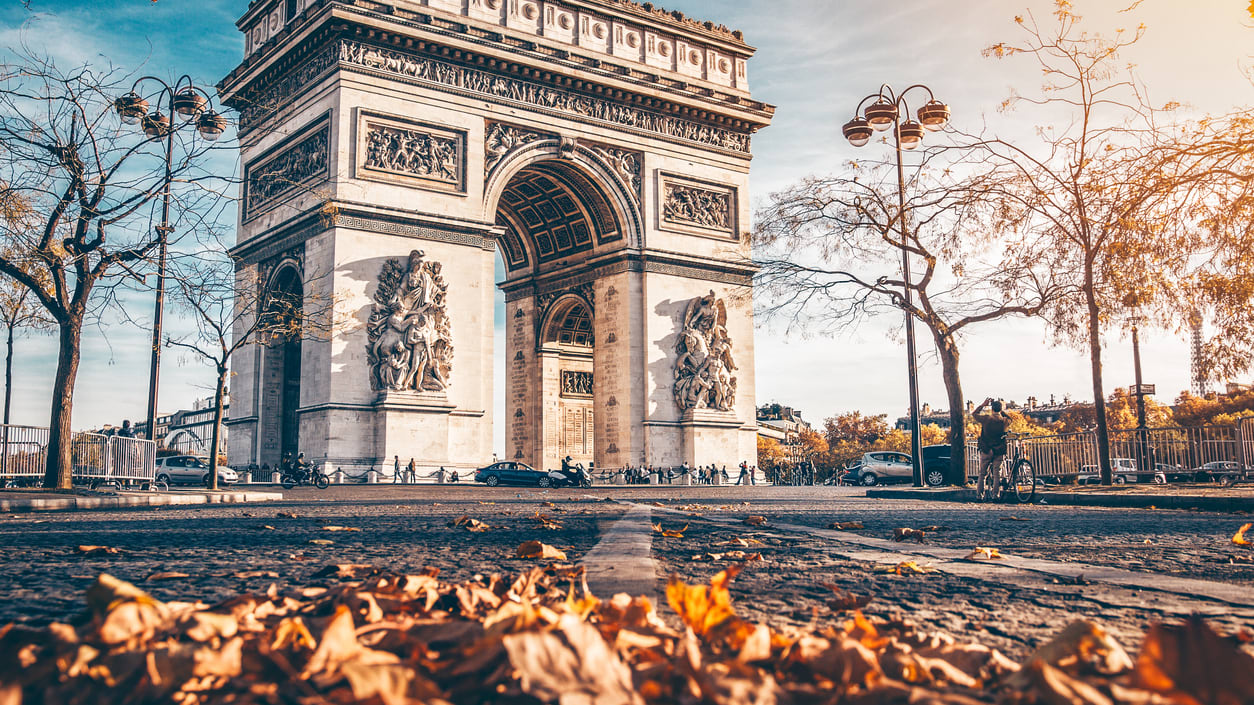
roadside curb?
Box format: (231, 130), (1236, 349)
(864, 487), (1254, 512)
(0, 491), (284, 513)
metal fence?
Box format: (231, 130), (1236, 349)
(1, 424), (155, 486)
(965, 423), (1249, 480)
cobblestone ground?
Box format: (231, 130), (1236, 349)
(2, 485), (1251, 662)
(0, 487), (621, 625)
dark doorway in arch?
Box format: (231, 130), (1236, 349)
(259, 266), (303, 468)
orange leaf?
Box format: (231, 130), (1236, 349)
(1133, 617), (1254, 703)
(743, 515), (767, 526)
(1233, 523), (1252, 546)
(515, 540), (567, 561)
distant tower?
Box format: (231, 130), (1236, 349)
(1190, 310), (1211, 396)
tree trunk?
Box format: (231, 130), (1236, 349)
(209, 365), (226, 492)
(1085, 280), (1113, 486)
(43, 318), (81, 490)
(3, 323), (12, 426)
(936, 338), (968, 486)
(3, 322), (12, 480)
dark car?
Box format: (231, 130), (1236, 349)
(921, 444), (952, 487)
(474, 461), (552, 487)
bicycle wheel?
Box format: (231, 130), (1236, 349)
(1012, 459), (1036, 503)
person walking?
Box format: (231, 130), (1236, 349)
(737, 461), (748, 485)
(393, 455), (401, 483)
(973, 397), (1009, 501)
(406, 458), (417, 483)
(437, 466), (446, 484)
(750, 464), (757, 485)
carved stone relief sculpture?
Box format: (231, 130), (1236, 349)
(245, 123), (329, 217)
(364, 123), (459, 182)
(663, 182), (731, 231)
(367, 250), (454, 394)
(591, 144), (642, 199)
(560, 370), (593, 397)
(674, 290), (737, 412)
(485, 122), (545, 175)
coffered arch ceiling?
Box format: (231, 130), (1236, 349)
(494, 160), (621, 274)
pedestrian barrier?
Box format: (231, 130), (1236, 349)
(0, 423), (156, 487)
(964, 423), (1250, 482)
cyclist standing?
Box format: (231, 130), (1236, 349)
(973, 398), (1009, 501)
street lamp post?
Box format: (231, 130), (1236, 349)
(114, 78), (226, 450)
(842, 85), (950, 487)
(1129, 314), (1150, 478)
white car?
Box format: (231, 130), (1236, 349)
(847, 451), (913, 486)
(154, 455), (238, 487)
(1076, 458), (1164, 484)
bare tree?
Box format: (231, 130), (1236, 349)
(163, 249), (336, 490)
(0, 51), (233, 488)
(754, 148), (1062, 486)
(0, 199), (54, 426)
(961, 2), (1202, 484)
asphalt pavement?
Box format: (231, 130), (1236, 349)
(2, 484), (1250, 659)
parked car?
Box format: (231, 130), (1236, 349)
(844, 451), (912, 486)
(1155, 463), (1190, 483)
(920, 444), (952, 487)
(1076, 458), (1165, 485)
(154, 455), (238, 487)
(1190, 460), (1246, 483)
(474, 461), (553, 487)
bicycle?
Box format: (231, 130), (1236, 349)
(978, 435), (1036, 504)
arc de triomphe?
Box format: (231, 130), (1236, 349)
(221, 0), (774, 475)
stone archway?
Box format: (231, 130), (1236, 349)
(257, 263), (303, 469)
(221, 0), (772, 476)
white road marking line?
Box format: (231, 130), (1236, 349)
(620, 500), (1254, 610)
(580, 504), (657, 602)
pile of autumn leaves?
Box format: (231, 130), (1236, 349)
(1, 562), (1251, 705)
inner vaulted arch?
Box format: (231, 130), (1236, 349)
(490, 153), (627, 472)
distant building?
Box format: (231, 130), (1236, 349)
(757, 403), (810, 442)
(895, 394), (1084, 430)
(119, 394), (230, 456)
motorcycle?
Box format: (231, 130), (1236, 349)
(548, 464), (592, 489)
(280, 463), (330, 490)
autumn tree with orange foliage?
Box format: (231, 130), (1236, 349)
(957, 3), (1213, 484)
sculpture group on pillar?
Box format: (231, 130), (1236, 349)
(367, 250), (453, 393)
(674, 290), (737, 412)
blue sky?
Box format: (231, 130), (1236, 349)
(3, 0), (1252, 450)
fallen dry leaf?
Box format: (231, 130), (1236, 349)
(276, 511), (299, 518)
(919, 525), (951, 532)
(695, 551), (764, 562)
(1133, 615), (1254, 703)
(515, 540), (567, 561)
(965, 547), (1005, 561)
(717, 537), (764, 547)
(823, 584), (872, 611)
(743, 515), (768, 526)
(322, 525), (361, 532)
(308, 539), (334, 546)
(262, 525), (277, 530)
(1000, 516), (1031, 522)
(75, 545), (121, 555)
(450, 515), (491, 532)
(892, 527), (927, 543)
(829, 521), (864, 530)
(145, 571), (190, 581)
(1233, 522), (1252, 546)
(533, 513), (562, 530)
(876, 561), (937, 575)
(651, 522), (688, 538)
